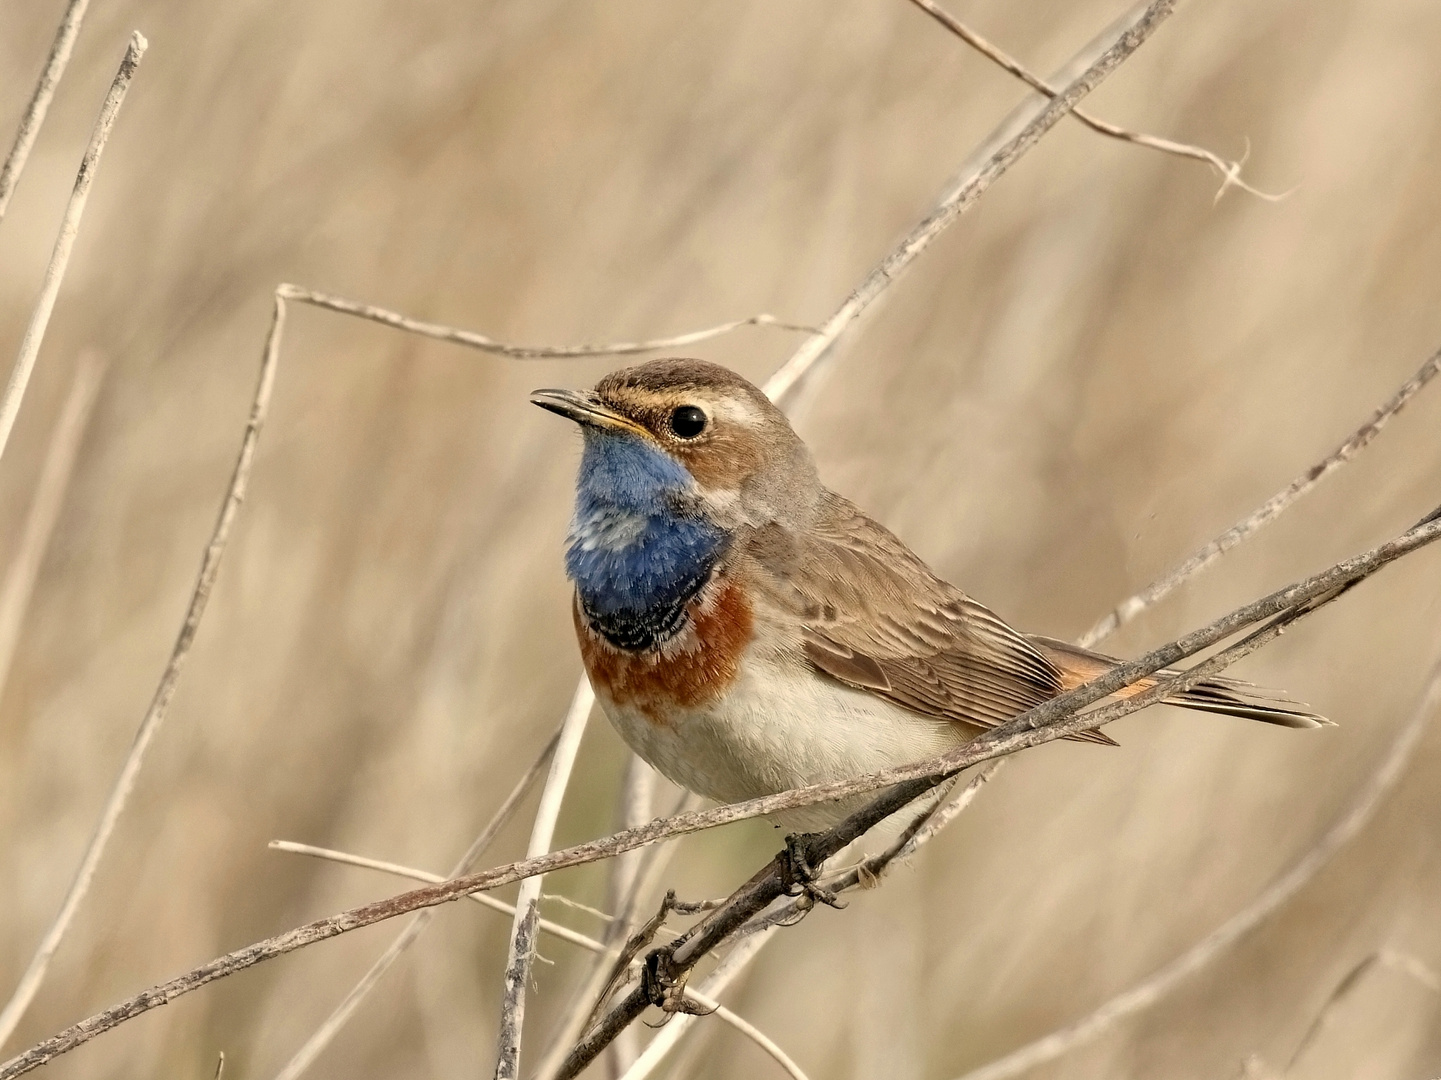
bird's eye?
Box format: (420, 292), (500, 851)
(668, 405), (708, 439)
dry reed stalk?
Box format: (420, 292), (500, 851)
(950, 659), (1441, 1080)
(0, 284), (277, 1050)
(0, 0), (93, 224)
(267, 725), (563, 1080)
(0, 351), (105, 704)
(0, 33), (145, 467)
(3, 501), (1439, 1080)
(904, 0), (1287, 201)
(1080, 343), (1441, 647)
(493, 681), (594, 1080)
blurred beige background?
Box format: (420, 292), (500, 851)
(1, 1), (1439, 1078)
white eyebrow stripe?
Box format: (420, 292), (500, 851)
(709, 395), (763, 427)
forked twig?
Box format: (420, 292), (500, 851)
(267, 724), (563, 1080)
(276, 284), (818, 360)
(0, 284), (277, 1050)
(0, 33), (145, 466)
(764, 0), (1178, 405)
(905, 0), (1288, 202)
(494, 681), (595, 1079)
(948, 659), (1441, 1080)
(0, 352), (106, 704)
(272, 839), (808, 1080)
(0, 0), (93, 224)
(1080, 343), (1441, 647)
(3, 503), (1439, 1080)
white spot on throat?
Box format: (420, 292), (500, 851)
(568, 505), (649, 552)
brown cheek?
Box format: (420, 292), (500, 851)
(575, 582), (754, 724)
(678, 435), (763, 490)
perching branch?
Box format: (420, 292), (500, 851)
(2, 504), (1439, 1080)
(904, 0), (1288, 202)
(951, 659), (1441, 1080)
(0, 0), (93, 224)
(0, 32), (145, 467)
(1079, 342), (1441, 647)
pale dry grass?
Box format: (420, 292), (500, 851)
(0, 1), (1440, 1079)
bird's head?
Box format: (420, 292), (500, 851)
(531, 358), (820, 532)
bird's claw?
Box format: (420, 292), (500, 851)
(779, 833), (846, 909)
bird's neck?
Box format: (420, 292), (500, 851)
(565, 431), (726, 651)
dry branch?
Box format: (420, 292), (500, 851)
(0, 0), (93, 224)
(951, 660), (1441, 1080)
(276, 284), (817, 359)
(0, 32), (145, 466)
(1080, 343), (1441, 647)
(2, 500), (1439, 1080)
(0, 281), (273, 1051)
(267, 725), (562, 1080)
(493, 682), (594, 1080)
(905, 0), (1285, 201)
(764, 0), (1176, 404)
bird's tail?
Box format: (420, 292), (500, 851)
(1029, 635), (1332, 731)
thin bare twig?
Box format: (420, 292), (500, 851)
(764, 0), (1177, 405)
(274, 839), (808, 1080)
(0, 287), (278, 1050)
(3, 503), (1439, 1080)
(1080, 343), (1441, 647)
(1276, 948), (1440, 1076)
(948, 659), (1441, 1080)
(268, 724), (563, 1080)
(905, 0), (1287, 202)
(0, 0), (92, 224)
(494, 681), (595, 1080)
(0, 33), (145, 466)
(0, 352), (105, 704)
(275, 284), (817, 360)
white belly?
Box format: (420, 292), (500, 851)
(594, 646), (967, 830)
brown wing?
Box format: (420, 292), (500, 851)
(741, 491), (1114, 743)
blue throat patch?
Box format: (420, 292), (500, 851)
(565, 429), (726, 651)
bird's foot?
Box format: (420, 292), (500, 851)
(640, 951), (712, 1018)
(779, 833), (846, 910)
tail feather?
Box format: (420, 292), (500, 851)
(1028, 635), (1332, 732)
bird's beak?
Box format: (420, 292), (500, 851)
(530, 388), (649, 436)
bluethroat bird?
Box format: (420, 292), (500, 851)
(532, 359), (1327, 829)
